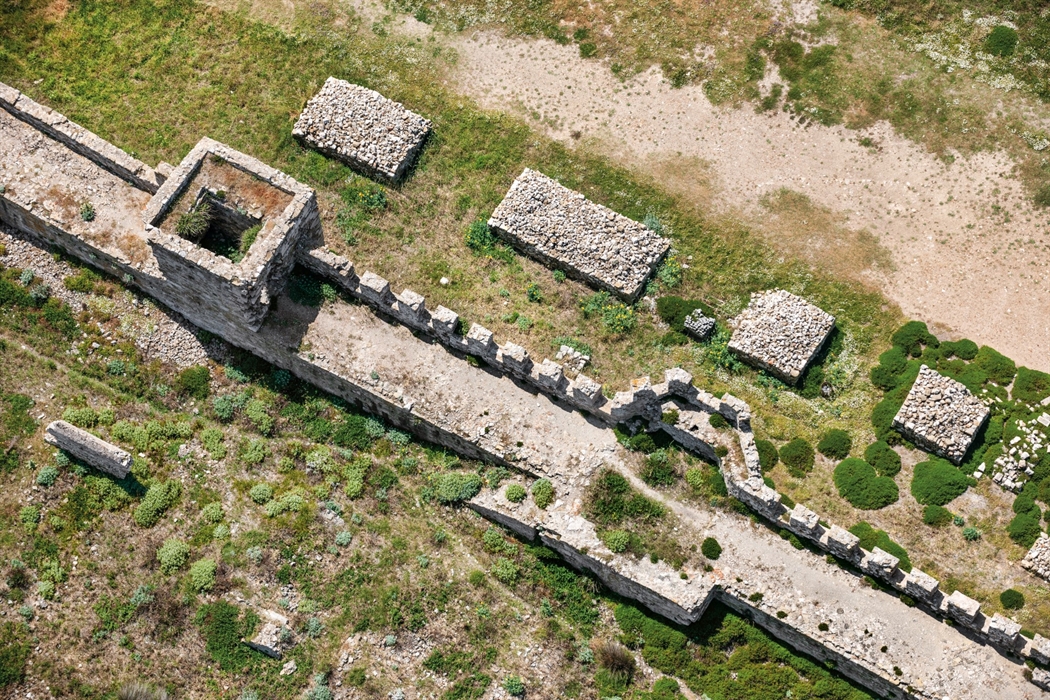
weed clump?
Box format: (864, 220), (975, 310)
(984, 25), (1018, 57)
(177, 366), (210, 399)
(433, 472), (483, 504)
(505, 483), (526, 503)
(910, 458), (968, 506)
(602, 529), (631, 553)
(1000, 588), (1025, 610)
(249, 483), (273, 504)
(134, 480), (182, 527)
(157, 539), (190, 574)
(755, 439), (779, 472)
(531, 478), (555, 509)
(189, 558), (217, 593)
(863, 441), (901, 477)
(922, 504), (952, 527)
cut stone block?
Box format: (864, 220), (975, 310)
(535, 359), (567, 392)
(727, 289), (835, 386)
(946, 590), (981, 625)
(496, 342), (531, 375)
(987, 613), (1022, 650)
(788, 504), (820, 536)
(663, 367), (694, 395)
(292, 77), (431, 184)
(1032, 668), (1050, 693)
(394, 289), (426, 321)
(824, 525), (859, 560)
(570, 374), (604, 406)
(487, 168), (671, 302)
(892, 365), (990, 464)
(44, 420), (132, 479)
(683, 309), (715, 341)
(1029, 634), (1050, 665)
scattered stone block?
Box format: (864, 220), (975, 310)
(683, 309), (715, 341)
(863, 547), (900, 579)
(44, 420), (132, 479)
(946, 590), (981, 626)
(554, 344), (589, 373)
(292, 77), (431, 184)
(987, 613), (1023, 650)
(727, 289), (836, 386)
(244, 610), (291, 659)
(892, 365), (991, 464)
(609, 390), (646, 421)
(903, 569), (940, 602)
(824, 525), (859, 560)
(465, 323), (496, 357)
(487, 168), (671, 302)
(788, 504), (820, 536)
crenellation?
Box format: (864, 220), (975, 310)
(945, 590), (982, 627)
(862, 547), (900, 579)
(902, 569), (940, 603)
(465, 323), (497, 358)
(789, 503), (821, 536)
(988, 614), (1024, 651)
(495, 342), (532, 375)
(534, 359), (568, 392)
(824, 526), (860, 560)
(429, 305), (459, 337)
(357, 271), (394, 306)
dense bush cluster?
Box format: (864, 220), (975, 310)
(432, 472), (483, 504)
(779, 438), (814, 477)
(586, 470), (664, 527)
(863, 441), (901, 477)
(755, 439), (778, 472)
(504, 484), (526, 503)
(531, 478), (555, 509)
(700, 537), (722, 560)
(910, 459), (969, 507)
(833, 458), (898, 510)
(922, 504), (952, 527)
(817, 429), (851, 460)
(1000, 588), (1025, 610)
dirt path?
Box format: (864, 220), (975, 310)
(451, 32), (1050, 372)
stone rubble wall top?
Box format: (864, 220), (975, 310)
(892, 365), (990, 464)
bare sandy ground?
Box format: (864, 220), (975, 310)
(452, 32), (1050, 372)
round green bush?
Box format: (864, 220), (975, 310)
(1008, 510), (1042, 548)
(35, 466), (59, 487)
(503, 676), (525, 697)
(779, 438), (814, 476)
(892, 321), (936, 356)
(701, 537), (722, 560)
(1000, 588), (1025, 610)
(951, 339), (979, 361)
(833, 458), (899, 510)
(755, 439), (779, 472)
(973, 346), (1016, 386)
(177, 365), (211, 399)
(863, 441), (901, 477)
(603, 530), (631, 553)
(922, 504), (952, 527)
(249, 483), (273, 504)
(817, 429), (852, 460)
(505, 484), (527, 503)
(491, 557), (519, 586)
(984, 25), (1018, 57)
(911, 459), (969, 506)
(531, 478), (555, 509)
(433, 472), (483, 504)
(189, 558), (217, 593)
(157, 539), (190, 575)
(200, 502), (224, 524)
(963, 526), (981, 541)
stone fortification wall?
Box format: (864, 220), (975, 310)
(144, 137), (321, 333)
(892, 365), (990, 465)
(727, 289), (836, 386)
(487, 168), (670, 302)
(0, 83), (160, 193)
(292, 78), (431, 184)
(44, 420), (132, 478)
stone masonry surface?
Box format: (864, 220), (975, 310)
(726, 289), (836, 385)
(44, 420), (133, 479)
(292, 77), (431, 184)
(683, 308), (715, 341)
(1023, 534), (1050, 582)
(2, 82), (1046, 700)
(487, 168), (671, 302)
(892, 365), (990, 464)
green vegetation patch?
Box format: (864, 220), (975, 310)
(833, 458), (899, 510)
(848, 522), (911, 572)
(195, 601), (261, 671)
(817, 429), (852, 460)
(910, 458), (968, 506)
(779, 438), (814, 477)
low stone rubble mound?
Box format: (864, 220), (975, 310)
(244, 609), (293, 659)
(554, 344), (589, 375)
(488, 169), (671, 302)
(683, 308), (715, 341)
(727, 289), (835, 385)
(989, 413), (1048, 490)
(892, 365), (990, 465)
(44, 420), (132, 478)
(1022, 534), (1050, 581)
(292, 77), (431, 184)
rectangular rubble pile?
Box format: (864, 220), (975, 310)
(1023, 535), (1050, 582)
(488, 168), (671, 302)
(292, 77), (431, 184)
(726, 289), (836, 385)
(892, 365), (990, 464)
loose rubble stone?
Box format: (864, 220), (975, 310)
(892, 365), (990, 464)
(683, 308), (716, 341)
(488, 169), (670, 302)
(292, 77), (431, 184)
(727, 289), (836, 385)
(1022, 534), (1050, 582)
(44, 420), (132, 478)
(554, 344), (589, 374)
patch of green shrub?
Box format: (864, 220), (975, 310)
(946, 339), (979, 360)
(849, 522), (911, 571)
(891, 321), (936, 356)
(863, 441), (901, 477)
(655, 296), (712, 332)
(581, 291), (636, 334)
(1000, 588), (1025, 610)
(177, 366), (211, 399)
(973, 346), (1016, 386)
(249, 483), (273, 504)
(189, 558), (217, 593)
(817, 429), (851, 460)
(641, 450), (676, 487)
(586, 470), (664, 526)
(0, 621), (30, 687)
(200, 428), (226, 459)
(200, 502), (224, 524)
(531, 478), (555, 509)
(984, 25), (1018, 56)
(755, 439), (779, 472)
(491, 557), (519, 585)
(19, 506), (40, 530)
(36, 465), (59, 487)
(503, 676), (525, 697)
(157, 538), (190, 574)
(505, 484), (526, 503)
(922, 504), (952, 527)
(133, 480), (182, 527)
(911, 458), (969, 506)
(833, 458), (899, 510)
(1008, 510), (1042, 548)
(1013, 367), (1050, 404)
(195, 601), (259, 671)
(779, 438), (814, 477)
(709, 412), (729, 429)
(433, 472), (483, 504)
(701, 537), (722, 560)
(603, 529), (631, 553)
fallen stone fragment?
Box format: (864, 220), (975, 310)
(44, 420), (132, 478)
